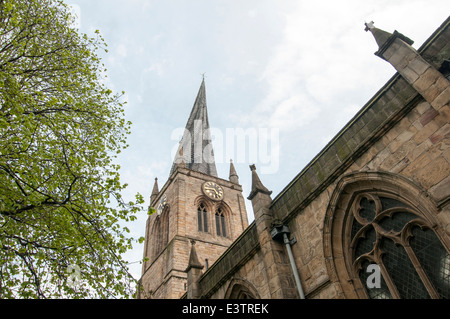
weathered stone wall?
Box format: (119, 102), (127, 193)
(197, 223), (261, 298)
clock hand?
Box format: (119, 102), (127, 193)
(205, 187), (219, 195)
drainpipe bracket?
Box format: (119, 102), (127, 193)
(270, 224), (290, 242)
(288, 237), (297, 246)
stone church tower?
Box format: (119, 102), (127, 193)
(138, 79), (249, 299)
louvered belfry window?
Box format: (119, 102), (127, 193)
(350, 193), (450, 299)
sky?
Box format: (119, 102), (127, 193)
(63, 0), (449, 281)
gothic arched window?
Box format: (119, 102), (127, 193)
(150, 206), (169, 261)
(198, 203), (208, 233)
(224, 279), (260, 299)
(350, 193), (449, 299)
(215, 207), (227, 237)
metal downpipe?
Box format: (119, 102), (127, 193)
(283, 233), (305, 299)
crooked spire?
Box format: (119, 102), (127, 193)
(170, 78), (218, 177)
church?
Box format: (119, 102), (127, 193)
(137, 17), (450, 299)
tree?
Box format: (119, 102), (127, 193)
(0, 0), (143, 298)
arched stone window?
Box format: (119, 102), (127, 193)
(224, 278), (260, 299)
(151, 205), (169, 261)
(215, 207), (227, 237)
(324, 172), (450, 299)
(350, 193), (449, 298)
(198, 202), (208, 233)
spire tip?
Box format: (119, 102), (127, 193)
(364, 21), (375, 32)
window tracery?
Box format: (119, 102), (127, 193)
(349, 193), (449, 299)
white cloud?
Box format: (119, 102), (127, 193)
(238, 0), (395, 132)
(144, 62), (166, 76)
(267, 95), (319, 130)
(117, 43), (128, 58)
(151, 33), (165, 44)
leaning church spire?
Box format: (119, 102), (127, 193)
(170, 78), (218, 177)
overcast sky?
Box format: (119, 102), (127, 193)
(64, 0), (449, 281)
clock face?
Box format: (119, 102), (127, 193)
(202, 181), (224, 201)
(156, 194), (167, 215)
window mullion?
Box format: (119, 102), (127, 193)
(373, 239), (401, 299)
(203, 209), (208, 233)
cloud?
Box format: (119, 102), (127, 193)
(235, 0), (393, 133)
(144, 62), (166, 76)
(116, 43), (128, 58)
(119, 161), (168, 203)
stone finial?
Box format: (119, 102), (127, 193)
(185, 240), (204, 299)
(229, 159), (239, 184)
(364, 21), (414, 59)
(247, 164), (272, 200)
(186, 240), (203, 271)
(150, 177), (159, 205)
